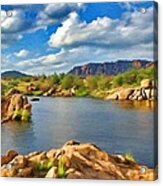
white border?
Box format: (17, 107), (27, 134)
(1, 0), (162, 186)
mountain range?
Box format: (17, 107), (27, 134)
(68, 60), (153, 76)
(1, 60), (154, 78)
(1, 70), (28, 78)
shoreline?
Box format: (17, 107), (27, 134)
(1, 140), (158, 180)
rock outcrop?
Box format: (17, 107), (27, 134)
(105, 79), (157, 101)
(1, 140), (157, 180)
(43, 86), (75, 97)
(6, 88), (20, 96)
(1, 94), (32, 123)
(68, 60), (150, 77)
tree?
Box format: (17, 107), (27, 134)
(51, 73), (60, 84)
(113, 75), (124, 87)
(61, 75), (74, 89)
(40, 74), (47, 82)
(97, 76), (112, 90)
(73, 76), (84, 89)
(85, 76), (99, 90)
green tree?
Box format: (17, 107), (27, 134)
(112, 75), (124, 87)
(59, 73), (66, 80)
(73, 76), (84, 88)
(97, 76), (112, 90)
(51, 73), (60, 84)
(86, 76), (99, 91)
(40, 74), (47, 82)
(61, 75), (74, 89)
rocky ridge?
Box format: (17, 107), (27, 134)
(105, 79), (157, 101)
(1, 140), (157, 180)
(68, 60), (152, 76)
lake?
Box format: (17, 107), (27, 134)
(1, 97), (157, 168)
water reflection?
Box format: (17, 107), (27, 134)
(1, 97), (156, 167)
(113, 100), (157, 111)
(1, 120), (36, 154)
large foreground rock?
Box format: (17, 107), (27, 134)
(1, 140), (157, 180)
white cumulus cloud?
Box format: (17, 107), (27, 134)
(48, 7), (155, 61)
(14, 49), (29, 58)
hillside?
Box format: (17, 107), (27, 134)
(68, 60), (153, 76)
(1, 70), (28, 78)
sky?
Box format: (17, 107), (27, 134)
(1, 1), (157, 75)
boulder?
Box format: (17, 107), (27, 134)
(7, 88), (20, 96)
(46, 149), (57, 160)
(45, 167), (58, 178)
(71, 87), (76, 95)
(29, 152), (47, 162)
(141, 79), (152, 89)
(1, 94), (32, 123)
(44, 87), (57, 96)
(151, 80), (157, 89)
(27, 83), (37, 92)
(17, 167), (34, 177)
(12, 155), (28, 169)
(105, 93), (118, 100)
(1, 150), (18, 166)
(1, 167), (17, 177)
(128, 95), (134, 100)
(141, 88), (147, 99)
(151, 89), (157, 98)
(118, 88), (134, 100)
(1, 141), (157, 180)
(56, 90), (73, 97)
(137, 96), (143, 101)
(144, 89), (151, 99)
(132, 89), (141, 99)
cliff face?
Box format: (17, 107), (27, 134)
(68, 60), (152, 76)
(1, 140), (157, 180)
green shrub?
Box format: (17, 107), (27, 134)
(58, 157), (66, 178)
(112, 75), (124, 87)
(97, 76), (112, 90)
(40, 74), (47, 82)
(13, 109), (31, 121)
(31, 90), (43, 96)
(75, 87), (89, 97)
(50, 73), (60, 84)
(61, 75), (74, 90)
(123, 152), (136, 163)
(13, 110), (22, 121)
(112, 67), (155, 87)
(85, 76), (99, 91)
(21, 109), (31, 121)
(34, 160), (54, 171)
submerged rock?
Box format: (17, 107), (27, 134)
(1, 140), (157, 180)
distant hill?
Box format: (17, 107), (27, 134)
(1, 70), (28, 78)
(68, 60), (153, 76)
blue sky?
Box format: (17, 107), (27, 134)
(1, 1), (157, 75)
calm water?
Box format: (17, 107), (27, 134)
(1, 97), (157, 167)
